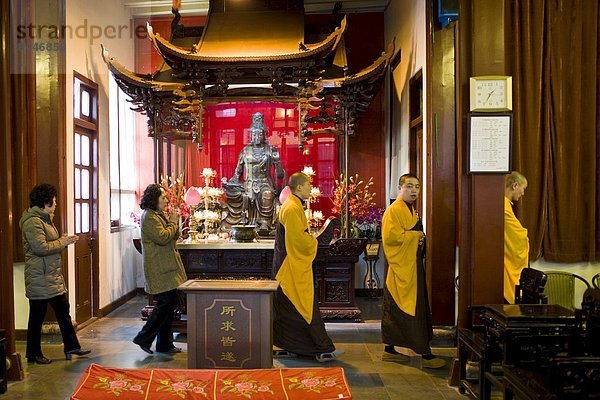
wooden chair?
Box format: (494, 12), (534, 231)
(515, 268), (547, 304)
(542, 271), (590, 310)
(592, 272), (600, 289)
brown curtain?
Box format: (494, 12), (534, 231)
(509, 0), (600, 262)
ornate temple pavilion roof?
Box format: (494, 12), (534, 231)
(101, 0), (397, 141)
(148, 13), (346, 63)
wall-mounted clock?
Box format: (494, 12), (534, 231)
(469, 76), (513, 112)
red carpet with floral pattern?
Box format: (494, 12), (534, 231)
(70, 364), (352, 399)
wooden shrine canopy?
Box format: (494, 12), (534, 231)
(101, 0), (396, 149)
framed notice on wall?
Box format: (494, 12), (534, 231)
(467, 114), (512, 173)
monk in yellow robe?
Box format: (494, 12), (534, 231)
(504, 171), (529, 303)
(272, 172), (343, 362)
(381, 174), (445, 369)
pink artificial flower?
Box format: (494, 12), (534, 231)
(171, 381), (191, 392)
(109, 380), (127, 389)
(235, 382), (254, 392)
(301, 378), (320, 388)
(193, 386), (205, 394)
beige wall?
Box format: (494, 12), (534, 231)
(353, 1), (427, 289)
(65, 0), (141, 314)
(384, 0), (426, 202)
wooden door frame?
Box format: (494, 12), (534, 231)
(408, 69), (424, 215)
(73, 70), (100, 321)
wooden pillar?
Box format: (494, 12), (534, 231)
(456, 0), (508, 327)
(425, 1), (458, 326)
(0, 0), (25, 381)
(0, 0), (16, 355)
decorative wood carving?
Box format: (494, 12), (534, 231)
(326, 238), (367, 258)
(101, 16), (394, 147)
(325, 281), (350, 303)
(320, 308), (361, 322)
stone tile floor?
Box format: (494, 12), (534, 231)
(3, 296), (472, 399)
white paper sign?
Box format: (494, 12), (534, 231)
(468, 115), (511, 173)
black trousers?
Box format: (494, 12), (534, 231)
(133, 289), (177, 351)
(26, 293), (81, 358)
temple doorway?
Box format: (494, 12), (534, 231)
(73, 72), (99, 325)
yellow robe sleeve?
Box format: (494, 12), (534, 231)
(504, 196), (529, 303)
(275, 195), (318, 324)
(382, 199), (421, 316)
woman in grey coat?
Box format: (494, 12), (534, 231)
(133, 184), (187, 354)
(19, 184), (90, 364)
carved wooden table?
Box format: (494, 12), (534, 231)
(179, 279), (279, 369)
(177, 241), (274, 279)
(314, 238), (366, 321)
(479, 304), (577, 400)
(177, 238), (366, 322)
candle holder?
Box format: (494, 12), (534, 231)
(188, 168), (225, 242)
(303, 166), (324, 234)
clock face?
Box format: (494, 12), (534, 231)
(475, 80), (506, 108)
(470, 76), (512, 111)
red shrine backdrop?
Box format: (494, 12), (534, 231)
(185, 102), (338, 216)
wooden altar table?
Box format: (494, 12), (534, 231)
(70, 364), (352, 400)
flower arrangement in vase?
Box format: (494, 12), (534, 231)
(332, 173), (383, 240)
(160, 174), (190, 222)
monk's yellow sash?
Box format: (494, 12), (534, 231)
(504, 196), (529, 303)
(275, 195), (318, 324)
(382, 199), (421, 316)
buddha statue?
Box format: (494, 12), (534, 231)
(223, 112), (286, 234)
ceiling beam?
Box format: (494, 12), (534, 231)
(123, 0), (389, 17)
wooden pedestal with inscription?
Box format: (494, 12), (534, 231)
(179, 279), (279, 369)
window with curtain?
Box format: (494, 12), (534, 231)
(109, 74), (138, 231)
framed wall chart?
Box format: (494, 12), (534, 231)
(467, 114), (512, 173)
